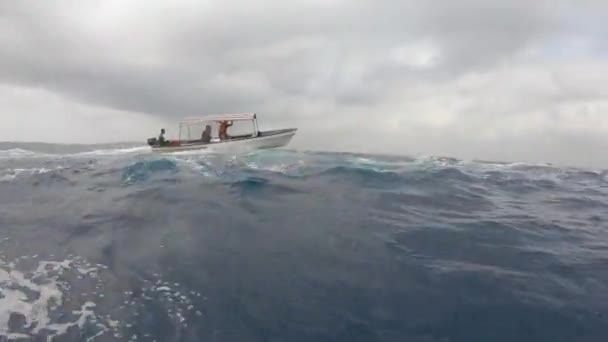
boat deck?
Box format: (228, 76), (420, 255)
(152, 128), (297, 149)
(179, 128), (295, 145)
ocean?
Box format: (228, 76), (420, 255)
(0, 142), (607, 342)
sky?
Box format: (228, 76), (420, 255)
(0, 0), (607, 167)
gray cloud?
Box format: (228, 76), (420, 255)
(0, 0), (565, 113)
(0, 0), (607, 167)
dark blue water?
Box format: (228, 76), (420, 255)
(1, 142), (607, 341)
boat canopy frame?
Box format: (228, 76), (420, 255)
(177, 113), (259, 141)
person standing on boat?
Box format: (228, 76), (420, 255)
(218, 120), (233, 140)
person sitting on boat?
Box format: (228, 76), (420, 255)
(218, 120), (233, 140)
(158, 128), (167, 145)
(201, 125), (212, 143)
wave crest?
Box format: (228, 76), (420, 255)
(122, 159), (179, 185)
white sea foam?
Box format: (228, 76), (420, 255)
(164, 149), (214, 157)
(0, 167), (63, 183)
(173, 157), (213, 175)
(0, 148), (44, 159)
(71, 146), (150, 157)
(0, 145), (150, 160)
(0, 256), (113, 340)
(0, 254), (202, 340)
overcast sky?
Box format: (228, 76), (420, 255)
(0, 0), (607, 167)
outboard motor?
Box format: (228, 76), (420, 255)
(147, 137), (158, 146)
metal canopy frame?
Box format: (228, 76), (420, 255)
(180, 113), (256, 124)
(177, 113), (259, 141)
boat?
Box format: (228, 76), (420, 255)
(146, 113), (297, 153)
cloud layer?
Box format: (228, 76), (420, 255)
(1, 0), (607, 167)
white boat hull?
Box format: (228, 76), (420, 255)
(150, 129), (296, 154)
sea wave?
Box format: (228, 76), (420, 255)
(1, 143), (607, 341)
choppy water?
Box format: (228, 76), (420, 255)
(0, 142), (607, 342)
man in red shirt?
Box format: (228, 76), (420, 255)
(218, 120), (233, 140)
